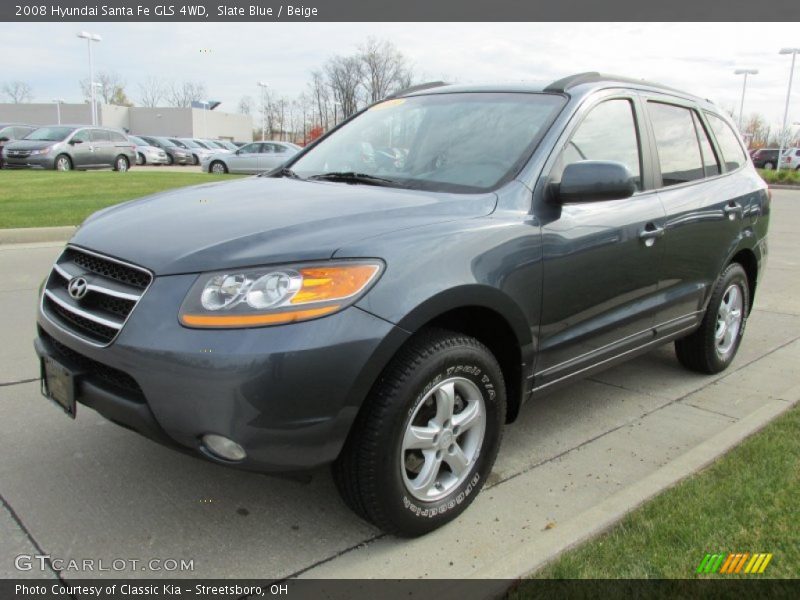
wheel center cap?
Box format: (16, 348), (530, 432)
(440, 430), (454, 447)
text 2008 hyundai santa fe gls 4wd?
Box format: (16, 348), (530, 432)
(35, 73), (770, 536)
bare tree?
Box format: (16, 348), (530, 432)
(308, 70), (331, 130)
(2, 81), (33, 103)
(359, 38), (411, 103)
(325, 55), (363, 119)
(80, 72), (128, 104)
(166, 80), (207, 107)
(138, 77), (166, 107)
(237, 95), (253, 116)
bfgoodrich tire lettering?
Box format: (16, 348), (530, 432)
(333, 328), (505, 537)
(675, 262), (749, 374)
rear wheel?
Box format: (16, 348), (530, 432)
(113, 155), (129, 172)
(136, 152), (145, 166)
(54, 155), (72, 171)
(210, 161), (228, 174)
(764, 161), (774, 170)
(192, 153), (199, 165)
(333, 328), (505, 536)
(675, 263), (749, 374)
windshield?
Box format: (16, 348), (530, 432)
(178, 139), (202, 148)
(25, 126), (75, 142)
(220, 141), (238, 150)
(129, 136), (146, 146)
(290, 92), (565, 192)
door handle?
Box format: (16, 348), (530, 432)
(724, 202), (743, 219)
(639, 225), (665, 239)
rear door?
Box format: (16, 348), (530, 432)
(648, 100), (752, 332)
(258, 143), (288, 171)
(536, 93), (667, 386)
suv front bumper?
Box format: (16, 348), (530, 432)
(35, 272), (409, 472)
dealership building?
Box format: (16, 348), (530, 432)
(0, 102), (253, 142)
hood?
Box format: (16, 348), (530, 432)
(4, 140), (58, 151)
(71, 177), (497, 275)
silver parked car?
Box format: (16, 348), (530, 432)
(0, 123), (36, 168)
(128, 135), (169, 165)
(172, 138), (215, 165)
(779, 147), (800, 170)
(2, 125), (136, 172)
(201, 141), (300, 174)
(194, 139), (231, 153)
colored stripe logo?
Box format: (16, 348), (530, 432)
(696, 552), (773, 574)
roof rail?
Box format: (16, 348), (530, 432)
(386, 81), (448, 99)
(544, 72), (685, 95)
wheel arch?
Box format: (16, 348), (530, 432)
(729, 246), (758, 313)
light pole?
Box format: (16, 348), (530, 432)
(734, 69), (758, 131)
(53, 99), (64, 125)
(77, 31), (102, 126)
(777, 48), (800, 172)
(257, 81), (268, 141)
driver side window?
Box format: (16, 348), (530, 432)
(71, 129), (91, 143)
(552, 98), (643, 190)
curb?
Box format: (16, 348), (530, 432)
(768, 184), (800, 190)
(471, 390), (800, 581)
(0, 226), (75, 245)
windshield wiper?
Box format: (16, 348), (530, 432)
(261, 166), (301, 179)
(307, 171), (403, 187)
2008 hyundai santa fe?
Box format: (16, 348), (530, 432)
(35, 73), (770, 536)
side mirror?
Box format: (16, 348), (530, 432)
(0, 136), (8, 142)
(555, 161), (636, 203)
(69, 139), (83, 145)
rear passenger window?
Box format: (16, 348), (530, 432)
(110, 131), (127, 143)
(554, 98), (642, 189)
(705, 112), (747, 171)
(692, 113), (720, 177)
(648, 102), (705, 186)
(92, 129), (111, 142)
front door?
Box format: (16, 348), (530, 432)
(535, 96), (666, 387)
(68, 129), (93, 168)
(230, 143), (262, 173)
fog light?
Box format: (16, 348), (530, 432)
(202, 434), (246, 461)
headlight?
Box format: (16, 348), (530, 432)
(30, 147), (52, 156)
(179, 261), (383, 328)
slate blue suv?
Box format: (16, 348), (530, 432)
(34, 73), (769, 536)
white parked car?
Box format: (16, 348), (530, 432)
(171, 138), (216, 165)
(779, 147), (800, 170)
(128, 135), (169, 165)
(201, 141), (300, 174)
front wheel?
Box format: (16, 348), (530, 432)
(763, 161), (774, 170)
(333, 328), (506, 536)
(136, 153), (145, 166)
(54, 155), (72, 171)
(210, 161), (228, 174)
(675, 263), (749, 374)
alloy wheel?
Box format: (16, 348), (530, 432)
(715, 283), (744, 358)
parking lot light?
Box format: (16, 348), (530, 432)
(777, 48), (800, 172)
(52, 99), (64, 125)
(734, 69), (758, 131)
(77, 31), (102, 126)
(257, 81), (268, 141)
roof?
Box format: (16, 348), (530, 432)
(397, 72), (709, 106)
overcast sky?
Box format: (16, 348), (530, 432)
(2, 22), (799, 130)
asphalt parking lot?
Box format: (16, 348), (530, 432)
(0, 191), (798, 581)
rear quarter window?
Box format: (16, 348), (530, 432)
(705, 112), (747, 171)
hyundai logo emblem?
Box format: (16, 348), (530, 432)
(67, 277), (89, 300)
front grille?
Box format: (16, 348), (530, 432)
(41, 330), (145, 401)
(41, 247), (152, 345)
(8, 150), (32, 158)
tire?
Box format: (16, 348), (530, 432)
(675, 263), (749, 374)
(192, 154), (199, 166)
(137, 153), (146, 166)
(113, 155), (129, 172)
(333, 328), (506, 537)
(210, 161), (228, 174)
(54, 155), (72, 171)
(166, 153), (174, 165)
(764, 162), (774, 170)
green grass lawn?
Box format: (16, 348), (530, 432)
(758, 168), (800, 185)
(512, 405), (799, 584)
(0, 170), (242, 229)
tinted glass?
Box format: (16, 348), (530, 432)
(648, 102), (705, 186)
(0, 126), (11, 139)
(692, 113), (720, 177)
(705, 112), (747, 171)
(291, 92), (566, 193)
(129, 136), (145, 146)
(239, 143), (260, 154)
(91, 129), (111, 142)
(554, 98), (642, 189)
(26, 126), (75, 141)
(71, 129), (91, 142)
(109, 131), (127, 143)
